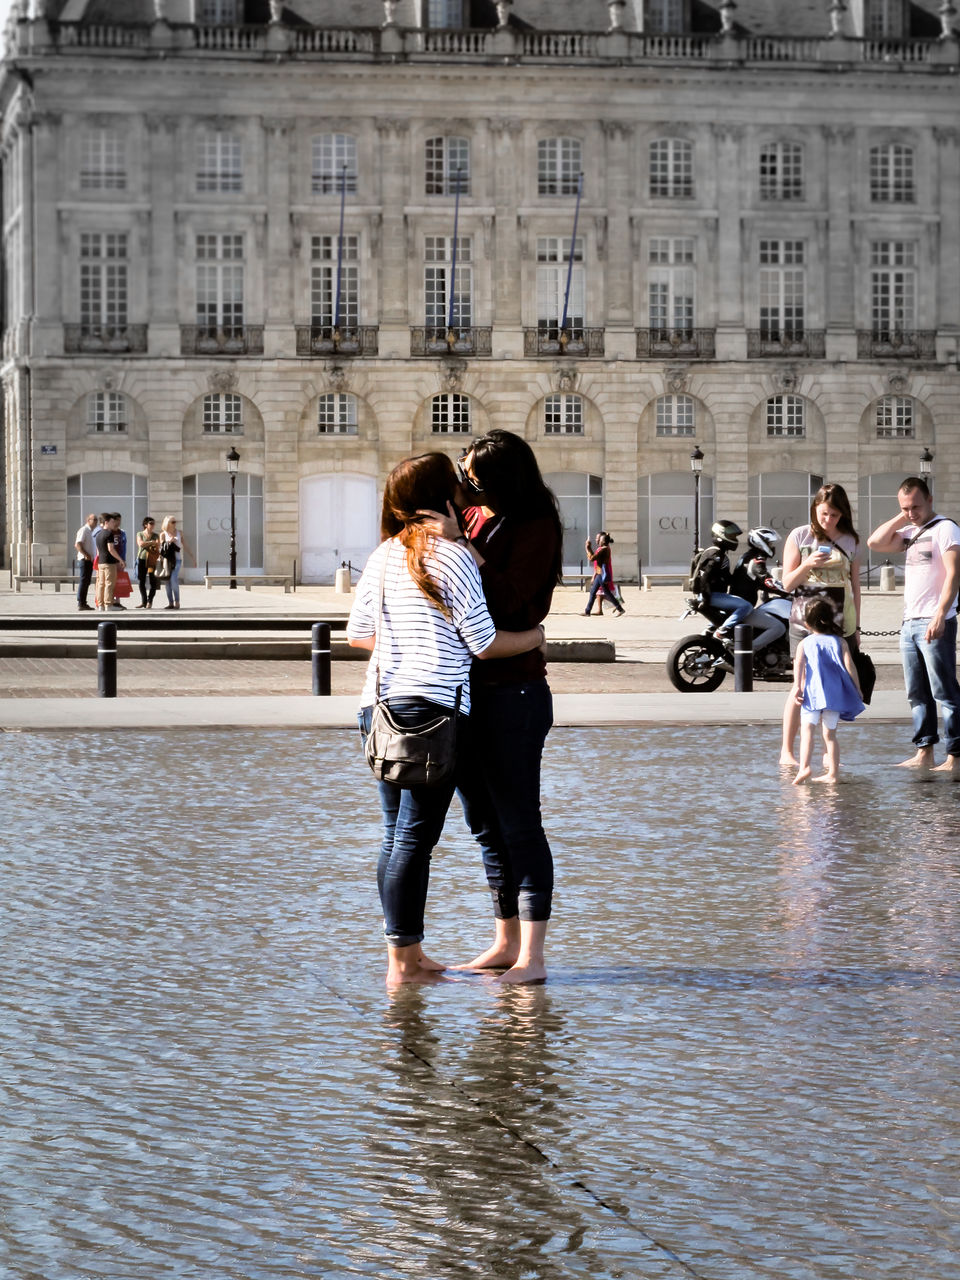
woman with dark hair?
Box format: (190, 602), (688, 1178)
(420, 429), (563, 983)
(778, 482), (862, 767)
(347, 452), (545, 987)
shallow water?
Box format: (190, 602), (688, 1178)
(1, 723), (958, 1280)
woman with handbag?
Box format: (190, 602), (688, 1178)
(135, 516), (160, 609)
(419, 430), (563, 984)
(347, 452), (545, 988)
(159, 516), (193, 610)
(778, 483), (862, 767)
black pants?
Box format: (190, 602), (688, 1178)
(137, 560), (157, 607)
(76, 557), (93, 606)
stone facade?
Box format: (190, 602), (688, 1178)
(1, 0), (958, 580)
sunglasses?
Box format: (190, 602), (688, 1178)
(456, 452), (484, 496)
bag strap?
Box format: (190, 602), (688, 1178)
(903, 516), (946, 551)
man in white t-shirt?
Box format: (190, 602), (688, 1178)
(868, 475), (960, 771)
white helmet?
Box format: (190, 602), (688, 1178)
(747, 526), (779, 557)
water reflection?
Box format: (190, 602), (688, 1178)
(1, 724), (957, 1280)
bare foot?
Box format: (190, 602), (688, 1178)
(417, 949), (446, 972)
(386, 967), (448, 987)
(496, 962), (547, 985)
(451, 942), (519, 971)
(793, 766), (812, 785)
(897, 748), (935, 769)
(780, 754), (800, 769)
(932, 754), (960, 774)
(812, 773), (839, 785)
(386, 942), (449, 985)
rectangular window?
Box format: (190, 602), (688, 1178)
(432, 393), (471, 434)
(87, 391), (127, 433)
(759, 143), (803, 201)
(766, 395), (805, 437)
(80, 129), (126, 191)
(80, 232), (128, 329)
(425, 136), (470, 196)
(312, 134), (358, 196)
(424, 235), (472, 328)
(645, 0), (684, 32)
(759, 239), (805, 340)
(655, 394), (695, 436)
(536, 236), (584, 330)
(311, 234), (359, 328)
(870, 240), (916, 336)
(538, 138), (582, 197)
(203, 393), (243, 433)
(544, 394), (584, 435)
(198, 0), (240, 21)
(196, 131), (243, 194)
(648, 238), (695, 336)
(427, 0), (465, 25)
(196, 233), (244, 335)
(876, 395), (915, 438)
(870, 144), (915, 204)
(865, 0), (903, 37)
(318, 393), (359, 435)
(650, 139), (693, 198)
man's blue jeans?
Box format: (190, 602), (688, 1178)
(456, 679), (554, 922)
(900, 616), (960, 757)
(359, 700), (459, 947)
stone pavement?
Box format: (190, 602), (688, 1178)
(0, 579), (916, 731)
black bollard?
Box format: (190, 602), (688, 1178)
(312, 622), (331, 696)
(733, 623), (753, 692)
(97, 621), (118, 698)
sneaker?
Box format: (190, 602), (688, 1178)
(109, 602), (126, 610)
(614, 608), (625, 617)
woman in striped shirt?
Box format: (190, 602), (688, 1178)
(348, 452), (545, 987)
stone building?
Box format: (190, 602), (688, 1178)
(1, 0), (957, 582)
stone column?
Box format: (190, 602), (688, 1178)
(262, 117), (294, 355)
(823, 124), (856, 359)
(601, 120), (633, 328)
(933, 126), (960, 350)
(712, 124), (745, 359)
(375, 117), (411, 349)
(489, 117), (523, 342)
(145, 116), (179, 351)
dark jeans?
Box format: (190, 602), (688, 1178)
(586, 574), (620, 613)
(359, 699), (461, 948)
(76, 557), (93, 606)
(457, 678), (554, 922)
(137, 560), (158, 607)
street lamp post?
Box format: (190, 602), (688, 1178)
(920, 446), (934, 480)
(690, 446), (704, 556)
(225, 446), (240, 588)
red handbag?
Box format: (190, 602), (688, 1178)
(113, 569), (133, 599)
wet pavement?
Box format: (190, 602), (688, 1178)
(3, 723), (959, 1280)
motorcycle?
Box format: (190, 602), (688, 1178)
(666, 580), (794, 692)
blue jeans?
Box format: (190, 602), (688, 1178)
(76, 557), (93, 607)
(709, 593), (754, 634)
(359, 700), (460, 947)
(900, 616), (960, 757)
(585, 574), (620, 613)
(164, 559), (181, 605)
(457, 679), (554, 922)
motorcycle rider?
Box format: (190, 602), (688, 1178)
(691, 520), (753, 641)
(730, 526), (786, 652)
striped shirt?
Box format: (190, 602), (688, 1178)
(347, 536), (497, 714)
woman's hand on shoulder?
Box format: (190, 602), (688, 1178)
(416, 501), (461, 542)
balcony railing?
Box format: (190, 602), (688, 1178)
(857, 330), (937, 359)
(295, 325), (379, 357)
(636, 328), (716, 359)
(410, 326), (492, 357)
(747, 330), (826, 358)
(180, 325), (264, 356)
(63, 324), (147, 354)
(524, 327), (605, 357)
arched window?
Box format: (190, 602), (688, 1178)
(543, 394), (584, 435)
(759, 142), (803, 202)
(86, 391), (128, 433)
(318, 393), (359, 435)
(875, 395), (915, 439)
(538, 138), (582, 196)
(312, 134), (358, 195)
(431, 393), (471, 433)
(425, 136), (470, 196)
(203, 392), (243, 434)
(649, 138), (693, 198)
(870, 144), (915, 204)
(655, 394), (695, 436)
(765, 395), (805, 438)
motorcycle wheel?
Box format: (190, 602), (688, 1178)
(666, 634), (728, 692)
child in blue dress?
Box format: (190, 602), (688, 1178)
(792, 596), (865, 785)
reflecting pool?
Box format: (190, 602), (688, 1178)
(1, 724), (958, 1280)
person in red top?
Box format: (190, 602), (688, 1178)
(420, 429), (563, 983)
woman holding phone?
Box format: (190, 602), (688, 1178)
(778, 483), (862, 767)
